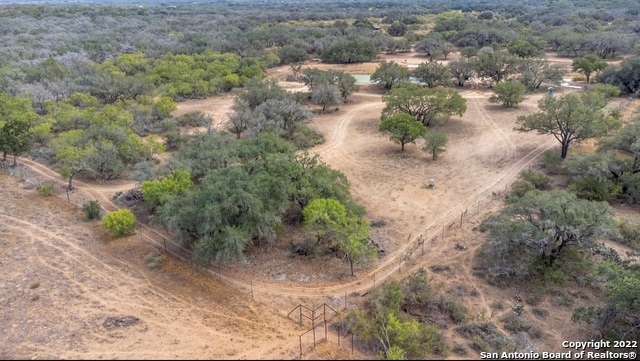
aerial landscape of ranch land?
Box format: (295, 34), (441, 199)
(0, 0), (639, 359)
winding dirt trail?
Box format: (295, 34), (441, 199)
(6, 58), (600, 358)
(16, 91), (557, 305)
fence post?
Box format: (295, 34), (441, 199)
(373, 273), (376, 288)
(344, 291), (347, 310)
(312, 309), (316, 347)
(351, 333), (354, 354)
(324, 305), (328, 340)
(299, 335), (302, 358)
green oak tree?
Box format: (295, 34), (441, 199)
(379, 113), (426, 152)
(0, 93), (38, 166)
(424, 129), (448, 160)
(412, 61), (453, 88)
(475, 51), (519, 85)
(382, 83), (467, 127)
(488, 80), (525, 108)
(572, 54), (608, 83)
(303, 198), (375, 276)
(516, 92), (620, 159)
(478, 190), (614, 281)
(370, 61), (411, 90)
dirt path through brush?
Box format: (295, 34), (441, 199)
(6, 53), (606, 359)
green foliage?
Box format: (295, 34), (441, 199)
(146, 50), (266, 100)
(237, 77), (290, 111)
(456, 323), (514, 354)
(177, 111), (210, 128)
(460, 46), (478, 59)
(572, 262), (640, 341)
(412, 61), (453, 88)
(475, 51), (519, 85)
(370, 61), (410, 90)
(596, 55), (640, 94)
(509, 179), (535, 199)
(48, 98), (155, 186)
(448, 58), (476, 87)
(154, 133), (358, 266)
(382, 83), (467, 127)
(142, 169), (192, 207)
(594, 118), (640, 203)
(320, 37), (378, 64)
(488, 80), (525, 108)
(302, 198), (375, 275)
(572, 54), (608, 83)
(387, 21), (408, 37)
(610, 219), (640, 251)
(82, 200), (101, 220)
(0, 93), (37, 165)
(518, 57), (565, 92)
(102, 209), (136, 236)
(311, 83), (342, 112)
(288, 125), (324, 150)
(385, 345), (406, 360)
(520, 170), (550, 190)
(414, 32), (445, 61)
(478, 190), (614, 283)
(302, 68), (357, 101)
(36, 184), (53, 196)
(507, 40), (543, 59)
(303, 198), (347, 243)
(345, 269), (452, 358)
(516, 92), (620, 158)
(539, 149), (565, 175)
(423, 129), (448, 160)
(277, 44), (309, 65)
(379, 112), (426, 152)
(569, 177), (622, 201)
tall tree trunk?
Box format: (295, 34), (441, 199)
(12, 155), (17, 167)
(561, 139), (570, 159)
(349, 256), (354, 276)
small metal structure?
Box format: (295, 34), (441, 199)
(428, 178), (436, 188)
(547, 86), (554, 96)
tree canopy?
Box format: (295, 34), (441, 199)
(370, 61), (410, 90)
(478, 190), (614, 282)
(516, 91), (620, 159)
(379, 112), (427, 152)
(152, 132), (360, 267)
(0, 94), (36, 166)
(572, 54), (608, 83)
(382, 83), (466, 127)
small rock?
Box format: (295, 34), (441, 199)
(23, 180), (37, 190)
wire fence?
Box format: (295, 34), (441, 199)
(12, 140), (554, 359)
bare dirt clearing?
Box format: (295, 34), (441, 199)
(4, 53), (638, 359)
(0, 174), (324, 360)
